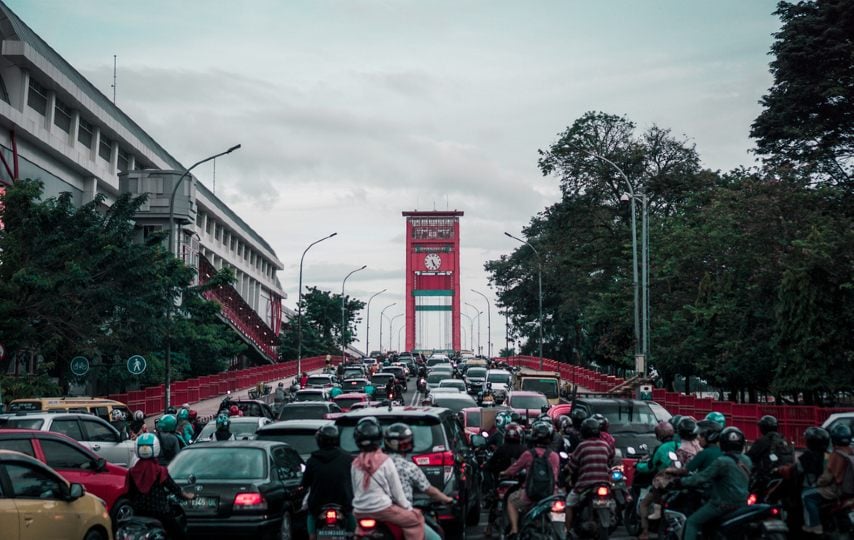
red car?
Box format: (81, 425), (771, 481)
(333, 392), (369, 412)
(0, 428), (132, 523)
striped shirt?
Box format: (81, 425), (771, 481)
(568, 438), (614, 492)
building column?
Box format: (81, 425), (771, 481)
(81, 177), (98, 204)
(44, 91), (56, 131)
(68, 111), (80, 147)
(17, 69), (29, 112)
(91, 126), (101, 162)
(110, 141), (119, 175)
(127, 154), (136, 171)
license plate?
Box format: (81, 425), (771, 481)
(592, 498), (610, 508)
(318, 529), (350, 538)
(550, 512), (565, 522)
(762, 519), (788, 532)
(182, 496), (218, 512)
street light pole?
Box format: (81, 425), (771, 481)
(165, 144), (240, 409)
(471, 289), (492, 358)
(297, 233), (337, 376)
(341, 265), (367, 364)
(378, 303), (396, 355)
(364, 289), (387, 359)
(389, 313), (403, 352)
(460, 312), (474, 351)
(465, 302), (482, 356)
(504, 232), (544, 369)
(397, 325), (404, 352)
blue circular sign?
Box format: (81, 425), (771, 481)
(127, 355), (147, 375)
(70, 356), (89, 376)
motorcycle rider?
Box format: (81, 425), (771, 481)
(351, 417), (426, 540)
(274, 382), (287, 405)
(800, 424), (854, 535)
(479, 382), (495, 405)
(564, 417), (614, 536)
(636, 420), (678, 540)
(155, 414), (183, 465)
(129, 410), (147, 439)
(705, 411), (726, 429)
(487, 410), (514, 448)
(565, 409), (588, 451)
(685, 420), (723, 473)
(777, 427), (829, 535)
(675, 416), (702, 467)
(189, 410), (204, 438)
(385, 423), (454, 540)
(746, 415), (794, 492)
(499, 420), (561, 538)
(110, 409), (129, 441)
(127, 433), (194, 540)
(484, 422), (526, 537)
(175, 408), (195, 446)
(591, 413), (615, 452)
(212, 413), (233, 441)
(302, 425), (355, 540)
(671, 426), (752, 540)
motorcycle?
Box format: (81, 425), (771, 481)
(417, 377), (427, 394)
(316, 503), (354, 540)
(115, 517), (168, 540)
(492, 478), (520, 540)
(661, 487), (788, 539)
(355, 500), (450, 539)
(818, 496), (854, 539)
(519, 494), (568, 540)
(569, 483), (616, 540)
(610, 465), (631, 526)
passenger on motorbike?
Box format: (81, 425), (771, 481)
(564, 417), (614, 536)
(636, 420), (678, 540)
(351, 417), (426, 540)
(213, 413), (233, 441)
(685, 420), (722, 473)
(128, 433), (194, 540)
(500, 420), (561, 538)
(385, 423), (454, 540)
(274, 382), (287, 405)
(129, 410), (147, 439)
(189, 410), (204, 438)
(487, 410), (514, 448)
(175, 408), (195, 446)
(564, 409), (588, 452)
(302, 424), (354, 540)
(155, 414), (183, 465)
(484, 422), (526, 537)
(777, 426), (829, 536)
(671, 427), (752, 540)
(110, 409), (130, 441)
(800, 424), (854, 535)
(746, 415), (794, 491)
(674, 417), (702, 467)
(591, 413), (615, 453)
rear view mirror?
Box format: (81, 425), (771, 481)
(67, 483), (84, 501)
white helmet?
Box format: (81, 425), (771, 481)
(135, 433), (161, 459)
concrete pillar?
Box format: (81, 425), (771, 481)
(81, 177), (98, 204)
(128, 154), (136, 171)
(68, 111), (80, 147)
(18, 69), (29, 112)
(91, 126), (101, 162)
(45, 91), (56, 131)
(110, 141), (119, 175)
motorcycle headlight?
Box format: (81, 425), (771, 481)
(611, 470), (624, 482)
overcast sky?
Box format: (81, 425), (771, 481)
(9, 0), (781, 355)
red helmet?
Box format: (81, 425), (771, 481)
(504, 422), (523, 443)
(188, 410), (198, 420)
(229, 405), (239, 416)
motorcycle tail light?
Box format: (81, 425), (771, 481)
(359, 518), (377, 529)
(596, 486), (610, 497)
(771, 507), (780, 516)
(325, 509), (339, 525)
(551, 500), (566, 512)
(747, 493), (757, 506)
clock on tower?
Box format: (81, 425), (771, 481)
(424, 253), (441, 271)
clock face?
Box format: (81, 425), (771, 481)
(424, 253), (442, 271)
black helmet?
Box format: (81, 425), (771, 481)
(530, 420), (553, 445)
(719, 427), (746, 453)
(758, 415), (778, 435)
(830, 424), (852, 446)
(697, 420), (722, 444)
(804, 427), (831, 453)
(505, 422), (523, 443)
(591, 413), (609, 433)
(655, 420), (675, 441)
(165, 406), (177, 415)
(315, 424), (340, 450)
(558, 415), (571, 434)
(668, 415), (683, 430)
(677, 417), (699, 440)
(570, 408), (588, 429)
(580, 417), (601, 440)
(384, 423), (414, 454)
(354, 417), (382, 450)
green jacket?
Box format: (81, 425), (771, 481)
(686, 446), (722, 473)
(681, 452), (751, 507)
(636, 440), (677, 475)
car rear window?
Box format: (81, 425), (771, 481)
(335, 397), (364, 409)
(295, 392), (325, 402)
(432, 396), (476, 412)
(1, 418), (45, 430)
(510, 394), (549, 410)
(426, 373), (447, 384)
(371, 374), (394, 385)
(520, 379), (558, 398)
(337, 417), (445, 454)
(279, 405), (328, 421)
(198, 421), (260, 441)
(439, 380), (465, 389)
(488, 373), (511, 384)
(307, 376), (331, 385)
(0, 438), (36, 456)
(256, 429), (317, 456)
(584, 402), (658, 427)
(466, 368), (487, 378)
(170, 447), (267, 480)
(342, 380), (368, 390)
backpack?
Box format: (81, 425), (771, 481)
(837, 450), (854, 496)
(525, 449), (554, 502)
(762, 433), (794, 473)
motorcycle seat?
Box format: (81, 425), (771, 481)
(719, 503), (771, 524)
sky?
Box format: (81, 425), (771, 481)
(8, 0), (781, 355)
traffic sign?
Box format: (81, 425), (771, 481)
(70, 356), (90, 376)
(127, 355), (147, 375)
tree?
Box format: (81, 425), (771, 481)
(751, 0), (854, 186)
(278, 287), (366, 359)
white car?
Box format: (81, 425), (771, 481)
(438, 379), (467, 392)
(486, 369), (513, 392)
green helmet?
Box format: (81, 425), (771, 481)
(176, 408), (190, 421)
(496, 411), (513, 431)
(705, 411), (726, 428)
(136, 433), (160, 459)
(330, 387), (343, 399)
(158, 414), (177, 433)
(216, 413), (231, 431)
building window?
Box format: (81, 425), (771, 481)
(196, 212), (203, 227)
(205, 218), (213, 235)
(117, 149), (129, 172)
(78, 118), (93, 148)
(98, 135), (112, 161)
(27, 78), (48, 115)
(53, 100), (72, 132)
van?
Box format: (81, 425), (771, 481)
(8, 397), (130, 421)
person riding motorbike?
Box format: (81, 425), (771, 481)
(564, 417), (615, 535)
(274, 382), (287, 405)
(746, 415), (794, 491)
(127, 433), (194, 540)
(479, 382), (495, 405)
(591, 413), (615, 453)
(155, 414), (183, 465)
(302, 424), (354, 540)
(487, 410), (514, 448)
(385, 423), (454, 540)
(636, 420), (678, 540)
(211, 413), (233, 441)
(564, 409), (588, 452)
(705, 411), (726, 429)
(189, 410), (204, 438)
(675, 416), (702, 467)
(110, 409), (130, 441)
(175, 408), (194, 446)
(685, 420), (723, 473)
(228, 404), (241, 417)
(484, 422), (526, 537)
(800, 424), (854, 536)
(129, 410), (147, 439)
(777, 426), (829, 535)
(351, 417), (426, 540)
(671, 426), (751, 540)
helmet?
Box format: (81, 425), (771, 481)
(530, 420), (553, 445)
(158, 414), (177, 433)
(494, 390), (506, 405)
(189, 410), (198, 420)
(316, 424), (341, 450)
(354, 417), (383, 450)
(215, 413), (231, 431)
(505, 422), (523, 443)
(570, 408), (588, 429)
(804, 427), (831, 453)
(558, 415), (571, 433)
(278, 382), (284, 388)
(697, 420), (722, 444)
(591, 413), (609, 433)
(705, 412), (726, 428)
(668, 415), (683, 431)
(330, 387), (343, 399)
(133, 410), (144, 422)
(136, 433), (160, 459)
(655, 420), (675, 441)
(110, 409), (124, 421)
(176, 408), (190, 421)
(830, 424), (852, 446)
(165, 406), (177, 415)
(384, 423), (414, 454)
(580, 418), (600, 439)
(229, 405), (240, 416)
(758, 415), (778, 435)
(496, 411), (513, 431)
(720, 427), (746, 453)
(677, 417), (699, 440)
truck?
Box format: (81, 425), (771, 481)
(514, 370), (561, 405)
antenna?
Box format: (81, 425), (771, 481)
(446, 195), (449, 209)
(111, 55), (116, 103)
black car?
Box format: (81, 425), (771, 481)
(570, 398), (666, 459)
(370, 373), (396, 390)
(428, 393), (477, 414)
(335, 406), (482, 529)
(277, 402), (341, 421)
(169, 440), (305, 539)
(256, 419), (333, 461)
(340, 378), (371, 394)
(380, 366), (408, 390)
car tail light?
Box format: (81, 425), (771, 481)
(770, 507), (780, 516)
(233, 492), (267, 510)
(747, 493), (757, 506)
(325, 509), (339, 525)
(359, 518), (377, 529)
(551, 500), (566, 512)
(596, 486), (610, 497)
(412, 451), (454, 467)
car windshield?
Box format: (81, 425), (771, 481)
(510, 394), (549, 410)
(256, 429), (317, 456)
(466, 368), (487, 378)
(295, 392), (325, 402)
(343, 369), (363, 378)
(1, 418), (45, 429)
(488, 373), (511, 384)
(589, 402), (659, 428)
(432, 396), (476, 413)
(427, 357), (448, 366)
(279, 405), (328, 420)
(338, 417), (443, 453)
(170, 447), (267, 480)
(307, 376), (331, 385)
(198, 420), (259, 440)
(426, 373), (448, 384)
(520, 379), (558, 398)
(371, 375), (394, 385)
(335, 397), (364, 409)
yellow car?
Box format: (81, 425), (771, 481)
(0, 449), (113, 540)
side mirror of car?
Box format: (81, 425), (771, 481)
(67, 482), (84, 501)
(94, 457), (107, 472)
(471, 434), (487, 448)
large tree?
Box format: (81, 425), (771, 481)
(278, 286), (366, 360)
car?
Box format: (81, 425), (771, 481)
(220, 399), (275, 420)
(293, 389), (331, 402)
(168, 440), (306, 539)
(255, 419), (333, 461)
(428, 363), (454, 375)
(333, 392), (369, 412)
(195, 416), (272, 442)
(0, 412), (136, 467)
(334, 406), (482, 529)
(425, 371), (452, 391)
(486, 369), (513, 393)
(426, 356), (452, 368)
(340, 377), (373, 395)
(428, 393), (478, 413)
(277, 402), (342, 421)
(438, 379), (467, 392)
(304, 374), (339, 389)
(0, 428), (132, 524)
(0, 449), (114, 540)
(822, 412), (854, 450)
(381, 366), (408, 390)
(370, 373), (397, 391)
(349, 400), (383, 411)
(506, 391), (550, 420)
(342, 366), (367, 380)
(464, 366), (488, 394)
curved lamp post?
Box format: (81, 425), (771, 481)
(341, 265), (367, 363)
(364, 289), (387, 358)
(464, 302), (482, 356)
(460, 312), (474, 352)
(378, 303), (396, 354)
(504, 232), (543, 369)
(388, 313), (403, 352)
(297, 232), (337, 376)
(471, 288), (492, 359)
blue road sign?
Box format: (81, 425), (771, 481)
(70, 356), (89, 376)
(127, 355), (147, 375)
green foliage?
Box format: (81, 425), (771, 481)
(279, 286), (366, 359)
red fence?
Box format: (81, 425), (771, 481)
(502, 355), (852, 445)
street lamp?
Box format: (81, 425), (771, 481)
(460, 312), (474, 351)
(397, 325), (405, 352)
(297, 233), (338, 376)
(165, 144), (240, 409)
(464, 302), (482, 356)
(378, 303), (396, 355)
(364, 289), (387, 359)
(341, 265), (367, 364)
(388, 313), (403, 352)
(504, 232), (544, 369)
(471, 289), (492, 358)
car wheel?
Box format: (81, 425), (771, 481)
(83, 528), (108, 540)
(110, 497), (134, 525)
(278, 510), (292, 540)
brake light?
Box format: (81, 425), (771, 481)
(747, 493), (757, 506)
(596, 486), (610, 497)
(551, 500), (566, 512)
(412, 451), (454, 467)
(359, 518), (377, 529)
(770, 507), (780, 516)
(233, 492), (267, 510)
(325, 509), (339, 525)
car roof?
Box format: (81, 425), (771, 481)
(0, 412), (101, 419)
(257, 419), (332, 430)
(337, 406), (451, 419)
(282, 402), (332, 408)
(439, 379), (463, 384)
(296, 388), (327, 393)
(342, 378), (369, 383)
(487, 369), (511, 374)
(0, 428), (97, 450)
(182, 440), (287, 450)
(573, 397), (655, 406)
(334, 393), (368, 399)
(508, 390), (546, 397)
(204, 416), (266, 425)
